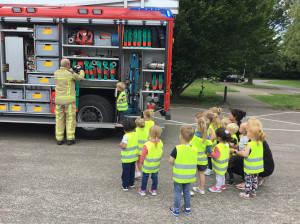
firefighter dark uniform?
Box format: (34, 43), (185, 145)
(54, 67), (84, 144)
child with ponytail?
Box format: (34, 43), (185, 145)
(231, 126), (266, 199)
(208, 128), (232, 193)
(135, 118), (148, 178)
(139, 125), (163, 196)
(143, 109), (155, 139)
(190, 117), (212, 195)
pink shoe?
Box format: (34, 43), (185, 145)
(208, 186), (222, 193)
(149, 188), (157, 196)
(221, 185), (226, 190)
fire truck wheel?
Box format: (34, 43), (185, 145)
(76, 95), (114, 139)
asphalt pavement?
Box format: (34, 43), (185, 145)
(0, 103), (299, 223)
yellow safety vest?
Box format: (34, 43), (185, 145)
(244, 141), (264, 174)
(144, 120), (155, 139)
(189, 134), (212, 166)
(212, 143), (230, 175)
(142, 140), (163, 173)
(121, 132), (138, 163)
(136, 127), (148, 156)
(117, 90), (128, 111)
(232, 134), (239, 156)
(173, 145), (197, 183)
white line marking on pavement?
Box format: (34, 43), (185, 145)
(253, 117), (300, 126)
(170, 107), (206, 110)
(263, 128), (300, 132)
(154, 116), (189, 125)
(252, 112), (300, 118)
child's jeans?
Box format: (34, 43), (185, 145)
(245, 173), (259, 195)
(216, 174), (225, 188)
(118, 111), (124, 122)
(141, 172), (158, 191)
(122, 162), (135, 188)
(173, 182), (191, 211)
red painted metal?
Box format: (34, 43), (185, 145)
(164, 20), (173, 112)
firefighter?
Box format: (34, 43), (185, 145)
(54, 59), (85, 146)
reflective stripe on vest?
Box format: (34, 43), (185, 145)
(173, 145), (197, 183)
(189, 134), (211, 166)
(121, 132), (138, 163)
(117, 90), (128, 111)
(212, 143), (230, 175)
(142, 141), (163, 173)
(244, 141), (264, 174)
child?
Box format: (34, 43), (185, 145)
(135, 118), (148, 178)
(138, 125), (163, 196)
(210, 107), (223, 120)
(208, 128), (232, 193)
(226, 123), (239, 185)
(190, 117), (212, 195)
(239, 123), (249, 151)
(116, 82), (128, 122)
(143, 109), (155, 139)
(220, 117), (231, 129)
(204, 111), (220, 176)
(119, 118), (138, 191)
(230, 126), (265, 199)
(169, 125), (197, 216)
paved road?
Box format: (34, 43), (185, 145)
(254, 80), (300, 94)
(0, 104), (299, 223)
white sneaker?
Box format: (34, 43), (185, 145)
(204, 169), (214, 176)
(193, 186), (205, 195)
(181, 191), (195, 196)
(135, 172), (141, 179)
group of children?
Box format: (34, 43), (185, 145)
(116, 84), (266, 215)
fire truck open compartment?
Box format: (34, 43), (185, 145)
(0, 5), (173, 139)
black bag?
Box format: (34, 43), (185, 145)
(157, 27), (165, 48)
(151, 27), (159, 48)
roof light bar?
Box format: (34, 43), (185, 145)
(12, 7), (22, 13)
(26, 8), (36, 13)
(93, 9), (102, 15)
(78, 9), (88, 14)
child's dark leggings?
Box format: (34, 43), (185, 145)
(245, 173), (258, 195)
(208, 157), (212, 170)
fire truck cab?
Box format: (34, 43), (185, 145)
(0, 4), (174, 139)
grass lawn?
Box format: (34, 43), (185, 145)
(251, 94), (300, 110)
(265, 80), (300, 88)
(171, 79), (238, 106)
(233, 83), (278, 89)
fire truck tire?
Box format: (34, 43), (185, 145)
(76, 95), (114, 139)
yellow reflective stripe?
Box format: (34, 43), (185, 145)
(54, 77), (73, 80)
(56, 95), (75, 98)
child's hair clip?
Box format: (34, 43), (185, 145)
(225, 130), (230, 134)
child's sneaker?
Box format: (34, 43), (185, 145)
(138, 188), (146, 196)
(181, 191), (195, 196)
(204, 169), (214, 176)
(129, 185), (135, 188)
(239, 192), (250, 199)
(208, 186), (222, 193)
(221, 185), (226, 190)
(228, 179), (235, 186)
(123, 186), (128, 191)
(149, 188), (157, 196)
(170, 207), (179, 216)
(182, 205), (191, 214)
(135, 172), (141, 179)
(192, 186), (205, 195)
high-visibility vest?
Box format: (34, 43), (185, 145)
(142, 140), (163, 173)
(117, 90), (128, 111)
(136, 127), (148, 156)
(173, 145), (197, 183)
(189, 134), (212, 166)
(212, 143), (230, 175)
(144, 120), (155, 139)
(121, 132), (138, 163)
(244, 141), (264, 174)
(232, 134), (239, 144)
(207, 124), (217, 148)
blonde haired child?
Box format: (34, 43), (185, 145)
(190, 117), (212, 195)
(208, 128), (232, 193)
(226, 123), (239, 185)
(116, 82), (128, 122)
(210, 107), (223, 119)
(230, 126), (266, 199)
(143, 109), (155, 139)
(135, 118), (147, 178)
(139, 125), (163, 196)
(239, 123), (249, 151)
(203, 111), (220, 176)
(169, 125), (197, 215)
(220, 117), (231, 129)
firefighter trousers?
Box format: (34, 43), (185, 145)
(55, 103), (76, 141)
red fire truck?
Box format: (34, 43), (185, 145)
(0, 5), (173, 139)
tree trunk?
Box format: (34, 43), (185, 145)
(248, 71), (254, 85)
